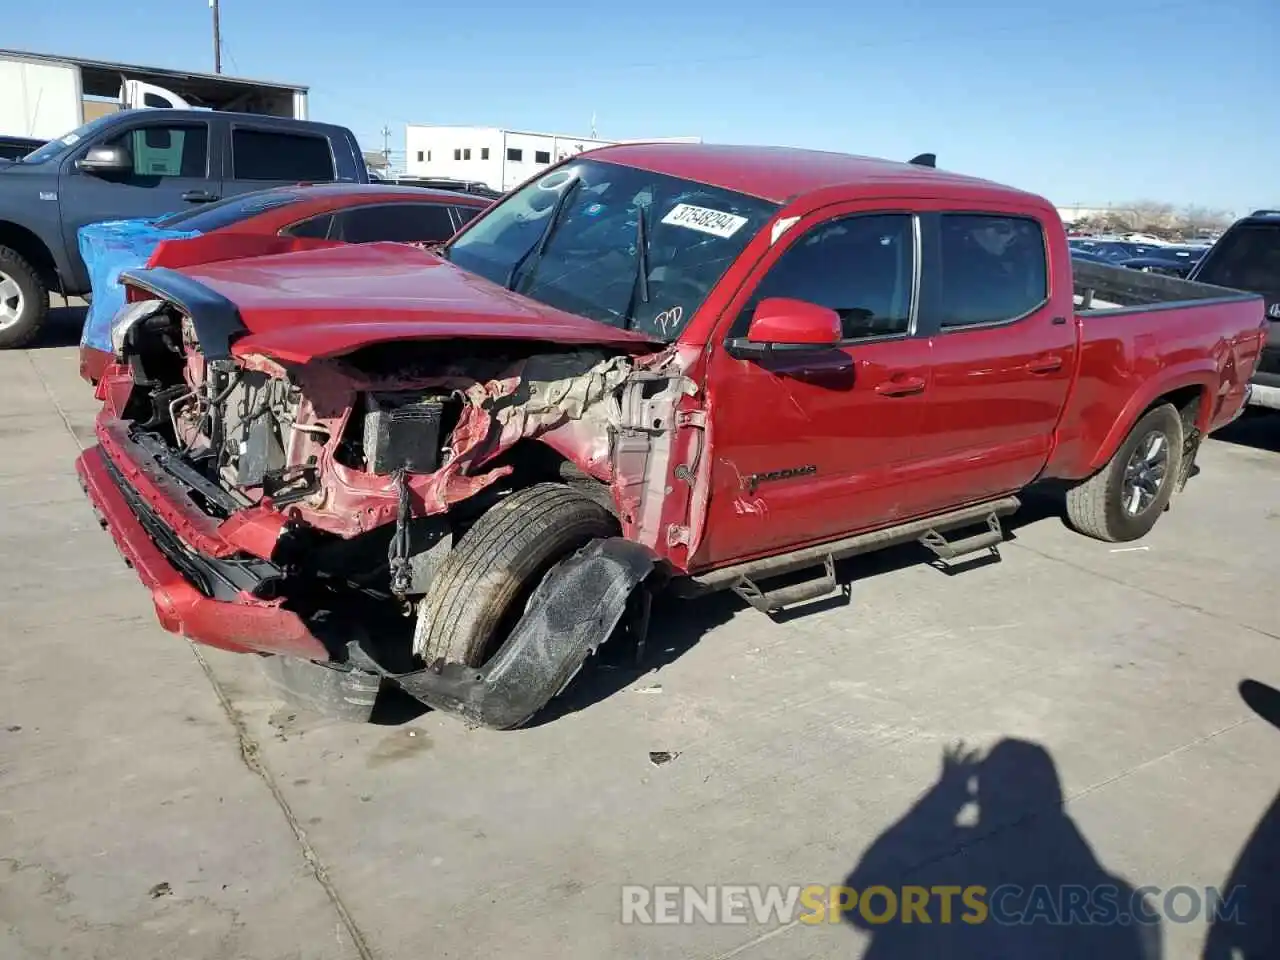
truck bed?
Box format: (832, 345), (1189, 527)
(1072, 259), (1256, 314)
(1044, 260), (1266, 481)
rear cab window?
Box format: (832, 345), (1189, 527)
(935, 214), (1048, 328)
(232, 128), (336, 182)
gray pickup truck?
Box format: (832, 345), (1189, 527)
(0, 109), (367, 348)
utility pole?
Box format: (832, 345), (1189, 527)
(381, 125), (392, 172)
(211, 0), (222, 74)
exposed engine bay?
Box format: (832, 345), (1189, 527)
(107, 300), (701, 600)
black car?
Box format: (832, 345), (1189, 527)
(1070, 239), (1162, 263)
(386, 176), (503, 200)
(1189, 210), (1280, 411)
(1118, 246), (1209, 278)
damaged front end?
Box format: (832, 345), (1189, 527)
(81, 272), (708, 725)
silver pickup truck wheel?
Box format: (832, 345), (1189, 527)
(0, 247), (49, 350)
(1066, 403), (1184, 542)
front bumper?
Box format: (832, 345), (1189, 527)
(75, 441), (330, 661)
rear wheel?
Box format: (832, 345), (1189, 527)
(0, 247), (49, 350)
(1065, 403), (1184, 542)
(413, 483), (618, 668)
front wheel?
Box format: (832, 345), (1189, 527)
(1065, 403), (1184, 542)
(0, 247), (49, 350)
(413, 483), (619, 668)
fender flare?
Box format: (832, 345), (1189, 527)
(1087, 365), (1216, 472)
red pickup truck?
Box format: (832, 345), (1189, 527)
(75, 144), (1266, 728)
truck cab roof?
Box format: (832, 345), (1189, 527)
(588, 141), (1047, 208)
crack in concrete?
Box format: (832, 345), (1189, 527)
(26, 353), (82, 450)
(191, 646), (375, 960)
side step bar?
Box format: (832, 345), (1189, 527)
(919, 512), (1005, 565)
(684, 496), (1020, 606)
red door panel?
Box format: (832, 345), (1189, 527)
(908, 211), (1077, 515)
(692, 206), (934, 570)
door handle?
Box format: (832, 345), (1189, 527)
(875, 375), (927, 397)
(182, 190), (220, 203)
(1026, 355), (1064, 374)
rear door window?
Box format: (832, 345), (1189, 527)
(232, 129), (336, 182)
(935, 214), (1048, 328)
(333, 203), (460, 244)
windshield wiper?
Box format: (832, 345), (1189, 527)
(622, 204), (651, 327)
(506, 175), (582, 292)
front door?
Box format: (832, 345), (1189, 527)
(695, 207), (933, 570)
(908, 210), (1077, 515)
(58, 118), (219, 290)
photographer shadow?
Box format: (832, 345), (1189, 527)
(843, 738), (1161, 959)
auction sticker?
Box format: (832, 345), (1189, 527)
(661, 203), (749, 238)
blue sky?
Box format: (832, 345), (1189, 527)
(9, 0), (1277, 213)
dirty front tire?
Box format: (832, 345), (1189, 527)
(0, 246), (50, 350)
(1065, 403), (1184, 542)
(414, 483), (619, 668)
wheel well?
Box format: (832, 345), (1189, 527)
(485, 440), (617, 516)
(0, 221), (60, 291)
(1146, 384), (1205, 432)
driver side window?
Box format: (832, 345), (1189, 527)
(731, 213), (915, 340)
(100, 123), (210, 181)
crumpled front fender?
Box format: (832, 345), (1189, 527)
(348, 537), (656, 729)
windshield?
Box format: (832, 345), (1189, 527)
(1194, 223), (1280, 293)
(443, 158), (779, 341)
(154, 189), (303, 231)
(19, 115), (120, 165)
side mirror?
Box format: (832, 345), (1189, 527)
(76, 144), (132, 175)
(725, 297), (841, 360)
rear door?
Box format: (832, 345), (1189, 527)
(57, 117), (218, 289)
(225, 124), (338, 198)
(696, 204), (933, 568)
(908, 209), (1076, 514)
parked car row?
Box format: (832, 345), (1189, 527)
(1069, 237), (1211, 278)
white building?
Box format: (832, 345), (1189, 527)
(404, 124), (701, 192)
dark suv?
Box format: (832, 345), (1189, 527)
(1189, 210), (1280, 411)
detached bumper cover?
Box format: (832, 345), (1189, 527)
(75, 442), (329, 660)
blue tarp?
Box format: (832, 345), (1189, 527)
(78, 216), (202, 353)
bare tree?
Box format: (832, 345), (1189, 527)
(1181, 205), (1233, 236)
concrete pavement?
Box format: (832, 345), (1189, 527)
(2, 315), (1277, 959)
